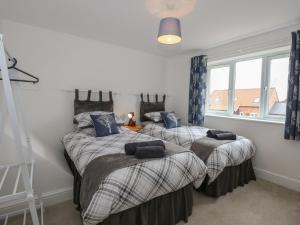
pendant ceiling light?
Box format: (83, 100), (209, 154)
(157, 17), (182, 45)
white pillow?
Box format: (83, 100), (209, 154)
(74, 111), (124, 128)
(144, 111), (163, 122)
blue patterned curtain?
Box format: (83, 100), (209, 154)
(188, 55), (207, 126)
(284, 30), (300, 140)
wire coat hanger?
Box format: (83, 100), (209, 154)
(0, 49), (39, 84)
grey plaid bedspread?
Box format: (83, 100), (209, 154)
(63, 127), (207, 225)
(141, 123), (256, 183)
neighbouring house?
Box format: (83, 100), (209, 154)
(269, 100), (287, 115)
(209, 88), (281, 116)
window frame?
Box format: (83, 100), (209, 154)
(206, 50), (290, 122)
(264, 53), (290, 120)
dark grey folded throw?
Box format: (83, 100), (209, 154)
(207, 129), (229, 138)
(215, 132), (236, 140)
(125, 140), (165, 155)
(135, 146), (165, 159)
(207, 129), (236, 140)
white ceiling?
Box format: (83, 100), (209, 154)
(0, 0), (299, 56)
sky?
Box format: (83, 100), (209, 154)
(269, 57), (289, 101)
(209, 57), (289, 101)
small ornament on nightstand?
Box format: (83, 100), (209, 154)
(127, 112), (136, 126)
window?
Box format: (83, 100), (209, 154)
(208, 66), (230, 112)
(206, 51), (289, 122)
(234, 58), (262, 118)
(267, 56), (289, 116)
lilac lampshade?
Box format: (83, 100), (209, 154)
(157, 17), (182, 44)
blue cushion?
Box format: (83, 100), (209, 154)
(160, 112), (181, 129)
(90, 113), (119, 137)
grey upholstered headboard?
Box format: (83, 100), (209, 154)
(140, 93), (166, 122)
(74, 89), (114, 116)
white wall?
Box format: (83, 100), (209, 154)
(166, 24), (300, 192)
(0, 20), (167, 203)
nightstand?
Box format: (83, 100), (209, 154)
(123, 125), (144, 132)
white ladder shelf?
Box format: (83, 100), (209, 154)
(0, 34), (43, 225)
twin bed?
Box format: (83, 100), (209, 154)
(63, 90), (256, 225)
(63, 90), (207, 225)
(139, 94), (256, 197)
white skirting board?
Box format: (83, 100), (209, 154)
(254, 167), (300, 193)
(41, 187), (73, 207)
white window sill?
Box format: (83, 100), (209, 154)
(205, 113), (285, 125)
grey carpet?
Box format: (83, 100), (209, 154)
(5, 179), (300, 225)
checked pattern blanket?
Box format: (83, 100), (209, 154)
(63, 127), (207, 225)
(141, 123), (256, 183)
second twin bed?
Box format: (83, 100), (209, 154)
(139, 93), (256, 197)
